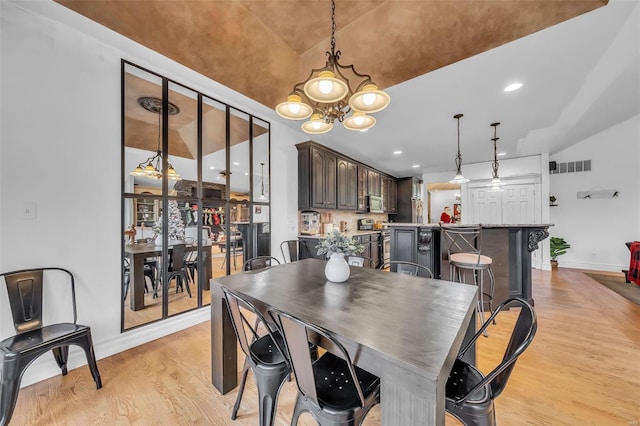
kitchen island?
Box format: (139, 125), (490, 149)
(387, 223), (551, 305)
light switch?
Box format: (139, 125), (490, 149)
(22, 202), (37, 220)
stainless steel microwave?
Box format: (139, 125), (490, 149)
(367, 195), (384, 213)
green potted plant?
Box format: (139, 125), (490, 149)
(550, 236), (570, 270)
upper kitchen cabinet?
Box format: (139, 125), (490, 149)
(337, 157), (357, 210)
(357, 165), (368, 212)
(382, 175), (398, 214)
(297, 142), (337, 209)
(367, 169), (381, 197)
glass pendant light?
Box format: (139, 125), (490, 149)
(450, 113), (470, 184)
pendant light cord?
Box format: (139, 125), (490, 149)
(491, 122), (500, 179)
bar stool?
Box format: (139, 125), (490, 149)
(442, 226), (495, 334)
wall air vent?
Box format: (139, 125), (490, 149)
(550, 160), (591, 174)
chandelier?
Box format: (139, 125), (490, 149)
(275, 0), (390, 134)
(130, 97), (181, 181)
(449, 113), (470, 184)
(488, 122), (504, 192)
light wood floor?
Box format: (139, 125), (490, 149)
(10, 268), (640, 425)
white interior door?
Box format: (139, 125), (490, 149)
(502, 184), (536, 224)
(470, 188), (502, 223)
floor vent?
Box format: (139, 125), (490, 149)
(550, 160), (591, 174)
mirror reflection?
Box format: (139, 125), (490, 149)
(122, 61), (270, 331)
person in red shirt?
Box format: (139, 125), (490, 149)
(440, 206), (453, 223)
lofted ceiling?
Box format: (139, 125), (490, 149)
(55, 0), (639, 178)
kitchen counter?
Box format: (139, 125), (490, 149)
(297, 230), (382, 239)
(389, 223), (552, 305)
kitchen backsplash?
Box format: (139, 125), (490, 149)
(299, 210), (388, 234)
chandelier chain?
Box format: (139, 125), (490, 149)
(330, 0), (336, 55)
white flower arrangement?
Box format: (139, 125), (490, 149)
(316, 230), (364, 258)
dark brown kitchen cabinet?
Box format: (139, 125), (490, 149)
(388, 178), (397, 213)
(370, 232), (380, 268)
(337, 158), (357, 210)
(357, 166), (368, 212)
(298, 143), (337, 209)
(367, 170), (381, 196)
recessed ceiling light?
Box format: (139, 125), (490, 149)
(233, 162), (240, 166)
(498, 152), (507, 156)
(209, 166), (215, 170)
(412, 164), (420, 168)
(504, 82), (523, 92)
(244, 172), (249, 176)
(393, 150), (402, 155)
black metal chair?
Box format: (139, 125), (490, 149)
(280, 240), (299, 263)
(165, 244), (191, 298)
(445, 298), (537, 426)
(0, 268), (102, 426)
(379, 260), (433, 278)
(220, 286), (290, 426)
(346, 255), (375, 268)
(242, 256), (281, 271)
(269, 307), (381, 426)
(441, 226), (496, 332)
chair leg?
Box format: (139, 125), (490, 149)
(290, 394), (304, 426)
(79, 333), (103, 389)
(183, 272), (192, 298)
(232, 358), (251, 420)
(52, 345), (69, 375)
(255, 367), (290, 426)
(0, 358), (22, 426)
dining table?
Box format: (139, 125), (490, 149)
(124, 242), (212, 311)
(210, 258), (478, 425)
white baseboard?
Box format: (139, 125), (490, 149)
(20, 307), (210, 388)
(554, 261), (627, 273)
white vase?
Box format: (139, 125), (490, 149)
(325, 253), (350, 283)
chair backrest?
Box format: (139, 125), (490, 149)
(441, 226), (483, 264)
(280, 240), (299, 263)
(1, 267), (77, 334)
(379, 261), (433, 278)
(269, 307), (367, 409)
(170, 244), (187, 271)
(347, 256), (374, 268)
(456, 298), (537, 403)
(243, 256), (281, 271)
(221, 286), (282, 359)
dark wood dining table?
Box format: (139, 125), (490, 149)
(210, 258), (477, 425)
(124, 242), (212, 311)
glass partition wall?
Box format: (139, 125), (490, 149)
(122, 61), (271, 331)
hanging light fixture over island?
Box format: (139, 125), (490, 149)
(275, 0), (390, 134)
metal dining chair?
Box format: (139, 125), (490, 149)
(279, 240), (299, 263)
(0, 268), (102, 426)
(269, 307), (381, 426)
(242, 256), (281, 271)
(220, 286), (290, 426)
(446, 298), (537, 426)
(379, 261), (433, 278)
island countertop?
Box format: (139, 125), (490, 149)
(298, 230), (382, 239)
(386, 223), (553, 228)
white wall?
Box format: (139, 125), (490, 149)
(549, 114), (640, 271)
(430, 190), (458, 223)
(0, 0), (303, 386)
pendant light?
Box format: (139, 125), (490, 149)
(259, 162), (267, 200)
(449, 113), (470, 184)
(488, 122), (504, 192)
(275, 0), (390, 133)
(130, 97), (181, 181)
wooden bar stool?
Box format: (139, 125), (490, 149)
(442, 226), (496, 335)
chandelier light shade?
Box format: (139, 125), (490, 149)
(343, 111), (376, 131)
(488, 122), (504, 192)
(130, 97), (181, 181)
(301, 113), (333, 134)
(450, 113), (470, 184)
(275, 94), (313, 120)
(275, 0), (390, 134)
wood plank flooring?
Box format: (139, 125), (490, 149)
(9, 267), (640, 425)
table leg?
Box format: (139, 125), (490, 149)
(211, 285), (238, 394)
(202, 246), (211, 291)
(380, 380), (440, 425)
(130, 254), (145, 311)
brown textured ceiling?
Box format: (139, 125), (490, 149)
(57, 0), (607, 110)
